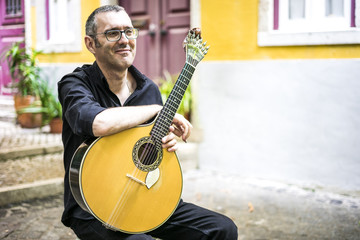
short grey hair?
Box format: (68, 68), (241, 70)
(85, 5), (125, 37)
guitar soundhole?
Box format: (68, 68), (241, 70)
(138, 143), (158, 166)
(133, 137), (163, 172)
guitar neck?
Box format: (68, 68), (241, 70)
(150, 63), (196, 144)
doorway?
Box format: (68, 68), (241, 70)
(119, 0), (190, 80)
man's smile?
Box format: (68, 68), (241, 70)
(114, 48), (132, 56)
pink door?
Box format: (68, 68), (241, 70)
(119, 0), (190, 80)
(0, 0), (25, 95)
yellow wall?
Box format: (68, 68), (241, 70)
(34, 0), (360, 63)
(201, 0), (360, 61)
(33, 0), (100, 63)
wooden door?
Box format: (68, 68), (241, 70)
(160, 0), (190, 76)
(119, 0), (190, 80)
(0, 0), (25, 95)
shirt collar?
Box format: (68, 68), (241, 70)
(93, 61), (147, 90)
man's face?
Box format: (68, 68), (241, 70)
(93, 11), (136, 71)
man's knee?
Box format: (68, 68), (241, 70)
(216, 216), (238, 240)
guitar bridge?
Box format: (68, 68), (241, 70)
(126, 168), (160, 189)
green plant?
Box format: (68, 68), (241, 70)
(2, 42), (42, 96)
(16, 80), (62, 125)
(38, 79), (62, 123)
(158, 71), (192, 120)
(1, 42), (62, 126)
(46, 91), (62, 120)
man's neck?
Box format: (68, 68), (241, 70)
(98, 63), (135, 104)
(98, 62), (129, 92)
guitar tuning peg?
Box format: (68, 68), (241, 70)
(206, 45), (210, 50)
(203, 41), (207, 46)
(199, 39), (203, 43)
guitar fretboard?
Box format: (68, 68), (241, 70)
(150, 63), (196, 146)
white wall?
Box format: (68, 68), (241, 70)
(40, 64), (82, 95)
(197, 59), (360, 191)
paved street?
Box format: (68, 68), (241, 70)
(0, 194), (74, 240)
(0, 169), (360, 240)
(0, 110), (359, 239)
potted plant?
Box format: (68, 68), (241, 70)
(158, 71), (192, 121)
(36, 79), (63, 133)
(46, 91), (63, 133)
(2, 42), (45, 128)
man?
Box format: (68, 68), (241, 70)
(58, 5), (237, 240)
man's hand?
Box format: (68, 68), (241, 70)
(161, 113), (193, 152)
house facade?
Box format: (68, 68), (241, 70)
(2, 0), (359, 192)
(198, 0), (360, 191)
(27, 0), (193, 90)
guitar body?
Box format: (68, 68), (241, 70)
(69, 120), (183, 234)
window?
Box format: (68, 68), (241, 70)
(0, 0), (24, 25)
(258, 0), (360, 46)
(5, 0), (22, 16)
(35, 0), (81, 53)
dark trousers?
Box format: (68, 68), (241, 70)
(69, 200), (238, 240)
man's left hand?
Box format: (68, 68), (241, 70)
(161, 113), (192, 152)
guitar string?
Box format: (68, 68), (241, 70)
(105, 129), (157, 227)
(106, 166), (138, 228)
(106, 133), (164, 227)
(107, 134), (162, 229)
(105, 104), (171, 228)
(106, 62), (198, 230)
(105, 45), (202, 229)
(139, 63), (195, 168)
(106, 134), (160, 228)
(106, 60), (198, 227)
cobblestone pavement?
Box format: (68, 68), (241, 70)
(0, 170), (360, 240)
(0, 195), (75, 240)
(0, 121), (62, 150)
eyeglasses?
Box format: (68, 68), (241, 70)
(92, 28), (139, 41)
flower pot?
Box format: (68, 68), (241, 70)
(49, 118), (63, 133)
(13, 94), (43, 128)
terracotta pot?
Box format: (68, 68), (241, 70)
(13, 94), (43, 128)
(14, 94), (36, 110)
(49, 118), (63, 133)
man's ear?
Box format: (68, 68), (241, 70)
(85, 36), (96, 54)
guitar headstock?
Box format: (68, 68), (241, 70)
(184, 28), (210, 67)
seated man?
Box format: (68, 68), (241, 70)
(58, 5), (238, 240)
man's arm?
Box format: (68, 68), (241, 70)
(93, 107), (192, 152)
(92, 104), (162, 136)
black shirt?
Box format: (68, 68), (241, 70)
(58, 62), (163, 226)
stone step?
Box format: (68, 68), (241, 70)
(0, 95), (16, 123)
(0, 141), (198, 206)
(0, 152), (64, 187)
(0, 123), (63, 161)
(0, 178), (64, 206)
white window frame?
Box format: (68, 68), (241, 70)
(258, 0), (360, 46)
(35, 0), (81, 53)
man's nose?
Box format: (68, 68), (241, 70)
(117, 32), (129, 43)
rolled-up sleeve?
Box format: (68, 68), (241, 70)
(58, 75), (105, 137)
